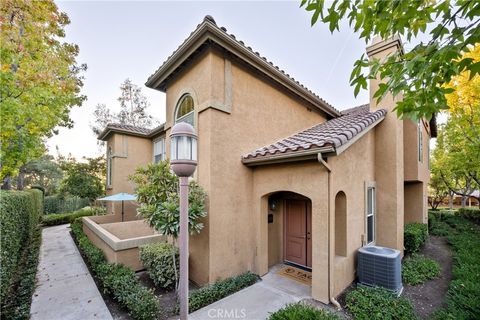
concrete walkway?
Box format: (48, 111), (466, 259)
(31, 224), (112, 320)
(189, 265), (312, 320)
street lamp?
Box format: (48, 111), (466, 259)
(170, 122), (197, 320)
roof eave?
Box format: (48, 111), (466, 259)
(242, 146), (336, 167)
(145, 21), (341, 118)
(97, 128), (150, 141)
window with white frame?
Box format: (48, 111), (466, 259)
(366, 185), (376, 244)
(418, 121), (423, 163)
(153, 138), (166, 163)
(175, 94), (194, 126)
(107, 147), (113, 187)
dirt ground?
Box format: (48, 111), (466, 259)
(402, 235), (453, 319)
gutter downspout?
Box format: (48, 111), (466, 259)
(317, 153), (341, 311)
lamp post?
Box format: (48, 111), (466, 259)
(170, 122), (197, 320)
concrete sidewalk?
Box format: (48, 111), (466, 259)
(189, 265), (312, 320)
(31, 224), (112, 320)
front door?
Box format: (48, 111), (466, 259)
(284, 199), (312, 268)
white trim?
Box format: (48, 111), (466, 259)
(365, 181), (377, 246)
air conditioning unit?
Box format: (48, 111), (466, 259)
(357, 246), (402, 294)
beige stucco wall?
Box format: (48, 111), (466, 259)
(106, 134), (154, 221)
(329, 130), (376, 297)
(163, 48), (328, 284)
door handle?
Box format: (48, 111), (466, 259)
(307, 232), (311, 240)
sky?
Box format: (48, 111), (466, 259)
(47, 0), (405, 159)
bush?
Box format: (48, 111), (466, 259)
(139, 243), (179, 289)
(402, 254), (441, 285)
(404, 222), (428, 254)
(44, 195), (90, 214)
(0, 189), (42, 304)
(0, 226), (41, 319)
(188, 272), (258, 312)
(457, 207), (480, 225)
(346, 287), (418, 320)
(432, 215), (480, 319)
(269, 303), (340, 320)
(41, 206), (98, 226)
(71, 219), (160, 320)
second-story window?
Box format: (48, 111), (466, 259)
(418, 121), (423, 163)
(107, 147), (113, 187)
(153, 138), (166, 163)
(175, 94), (194, 126)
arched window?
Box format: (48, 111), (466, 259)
(335, 191), (347, 256)
(175, 94), (194, 126)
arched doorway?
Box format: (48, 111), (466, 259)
(268, 191), (312, 269)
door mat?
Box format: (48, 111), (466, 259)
(277, 266), (312, 285)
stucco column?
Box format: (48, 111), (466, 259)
(366, 36), (405, 252)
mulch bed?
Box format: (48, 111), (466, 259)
(403, 235), (453, 319)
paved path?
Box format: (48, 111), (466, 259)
(31, 224), (112, 320)
(189, 265), (312, 320)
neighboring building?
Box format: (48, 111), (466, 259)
(98, 16), (435, 304)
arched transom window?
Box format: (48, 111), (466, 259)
(175, 94), (194, 126)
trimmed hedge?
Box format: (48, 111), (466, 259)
(188, 271), (259, 312)
(402, 254), (441, 285)
(44, 195), (90, 214)
(346, 286), (418, 320)
(269, 303), (341, 320)
(432, 215), (480, 319)
(404, 222), (428, 254)
(140, 242), (179, 289)
(457, 207), (480, 225)
(71, 219), (160, 320)
(0, 189), (42, 304)
(41, 206), (99, 226)
(0, 226), (41, 319)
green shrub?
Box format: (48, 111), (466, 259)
(432, 215), (480, 319)
(0, 189), (42, 304)
(41, 206), (99, 226)
(404, 222), (428, 254)
(44, 195), (90, 214)
(188, 271), (258, 312)
(71, 219), (160, 320)
(457, 207), (480, 225)
(346, 287), (418, 320)
(0, 226), (41, 319)
(139, 242), (179, 289)
(402, 254), (441, 285)
(269, 303), (341, 320)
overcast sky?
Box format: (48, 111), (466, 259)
(47, 1), (387, 159)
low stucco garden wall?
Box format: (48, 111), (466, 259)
(82, 216), (165, 271)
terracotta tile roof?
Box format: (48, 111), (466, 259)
(97, 123), (165, 140)
(242, 105), (386, 163)
(146, 15), (341, 118)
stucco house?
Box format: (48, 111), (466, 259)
(97, 16), (435, 304)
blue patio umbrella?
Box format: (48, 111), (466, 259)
(97, 193), (137, 222)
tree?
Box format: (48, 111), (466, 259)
(129, 161), (207, 289)
(59, 156), (106, 201)
(90, 79), (157, 141)
(301, 0), (480, 120)
(18, 154), (63, 195)
(0, 0), (86, 187)
(429, 157), (449, 210)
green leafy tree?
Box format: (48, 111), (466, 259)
(0, 0), (86, 187)
(301, 0), (480, 120)
(59, 156), (106, 201)
(90, 79), (158, 145)
(129, 161), (207, 289)
(19, 154), (63, 195)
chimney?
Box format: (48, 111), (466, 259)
(366, 35), (405, 253)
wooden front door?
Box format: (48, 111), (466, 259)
(284, 199), (312, 268)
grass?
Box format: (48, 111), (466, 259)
(402, 254), (441, 285)
(429, 215), (480, 319)
(345, 286), (418, 320)
(269, 303), (341, 320)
